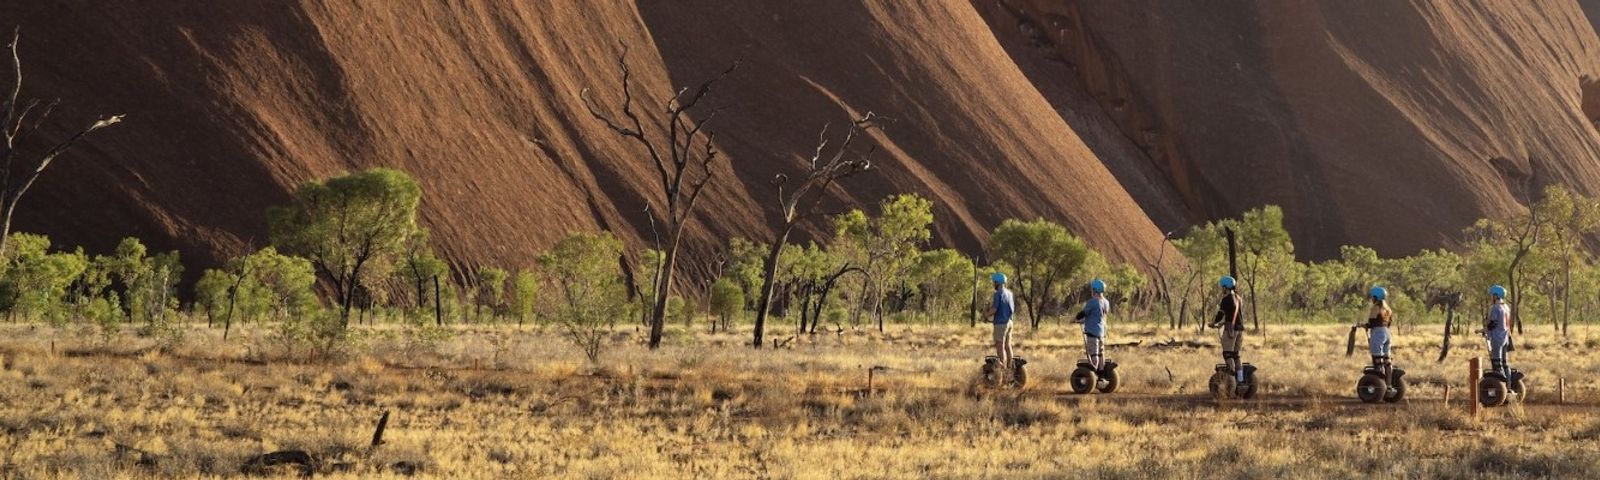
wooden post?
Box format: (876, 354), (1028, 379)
(867, 368), (875, 397)
(1469, 357), (1481, 419)
(1558, 378), (1566, 404)
(1442, 384), (1451, 406)
(368, 410), (390, 454)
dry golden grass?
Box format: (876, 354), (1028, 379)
(0, 320), (1596, 479)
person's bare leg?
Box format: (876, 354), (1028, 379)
(1086, 337), (1101, 370)
(1002, 333), (1013, 369)
(994, 335), (1009, 375)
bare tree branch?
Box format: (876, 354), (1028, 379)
(753, 111), (879, 347)
(0, 29), (123, 258)
(577, 45), (739, 350)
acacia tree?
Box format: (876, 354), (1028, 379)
(910, 248), (976, 324)
(1236, 206), (1294, 332)
(196, 246), (318, 339)
(0, 30), (123, 259)
(538, 231), (628, 363)
(512, 269), (539, 325)
(269, 167), (421, 327)
(0, 232), (87, 323)
(1532, 185), (1599, 336)
(833, 194), (933, 332)
(1173, 222), (1225, 330)
(474, 266), (509, 321)
(751, 114), (876, 348)
(708, 276), (743, 332)
(989, 219), (1090, 328)
(398, 229), (446, 310)
(580, 48), (739, 350)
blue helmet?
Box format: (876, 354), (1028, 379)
(991, 272), (1008, 284)
(1090, 278), (1106, 293)
(1219, 276), (1236, 290)
(1489, 285), (1506, 299)
(1369, 286), (1387, 301)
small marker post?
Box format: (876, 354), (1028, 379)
(1469, 357), (1481, 419)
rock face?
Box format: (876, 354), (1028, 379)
(983, 0), (1600, 257)
(6, 1), (1600, 280)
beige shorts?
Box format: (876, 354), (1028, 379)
(993, 323), (1012, 344)
(1084, 335), (1104, 357)
(1220, 328), (1243, 352)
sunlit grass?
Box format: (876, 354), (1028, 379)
(0, 320), (1594, 478)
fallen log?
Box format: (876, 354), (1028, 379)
(241, 450), (314, 477)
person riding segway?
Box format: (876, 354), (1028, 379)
(1477, 285), (1527, 407)
(1354, 286), (1406, 403)
(981, 272), (1026, 388)
(1209, 276), (1256, 399)
(1070, 279), (1120, 394)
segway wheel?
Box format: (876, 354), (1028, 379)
(981, 358), (1002, 388)
(1096, 368), (1121, 394)
(1510, 378), (1527, 403)
(1356, 374), (1387, 404)
(1238, 379), (1258, 399)
(1384, 375), (1406, 403)
(1479, 377), (1509, 407)
(1208, 372), (1236, 400)
(1070, 367), (1097, 394)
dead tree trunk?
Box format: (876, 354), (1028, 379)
(581, 47), (739, 350)
(750, 114), (876, 348)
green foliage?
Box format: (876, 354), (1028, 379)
(475, 266), (509, 321)
(1234, 206), (1295, 328)
(273, 309), (354, 360)
(709, 277), (744, 325)
(0, 233), (88, 323)
(397, 230), (447, 310)
(196, 247), (319, 332)
(241, 247), (320, 320)
(1103, 262), (1149, 307)
(668, 295), (696, 326)
(909, 248), (974, 322)
(726, 238), (768, 309)
(538, 231), (628, 363)
(90, 237), (183, 327)
(269, 167), (422, 324)
(512, 269), (539, 324)
(833, 194), (933, 326)
(989, 219), (1089, 326)
(195, 268), (234, 324)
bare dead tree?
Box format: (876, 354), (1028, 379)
(752, 113), (877, 348)
(580, 46), (738, 350)
(0, 29), (123, 258)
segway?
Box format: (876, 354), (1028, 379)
(1068, 360), (1120, 394)
(982, 356), (1028, 389)
(1355, 365), (1407, 403)
(1477, 367), (1527, 407)
(1209, 363), (1258, 400)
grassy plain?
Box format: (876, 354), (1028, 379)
(0, 320), (1597, 479)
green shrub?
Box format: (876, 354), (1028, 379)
(538, 231), (627, 363)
